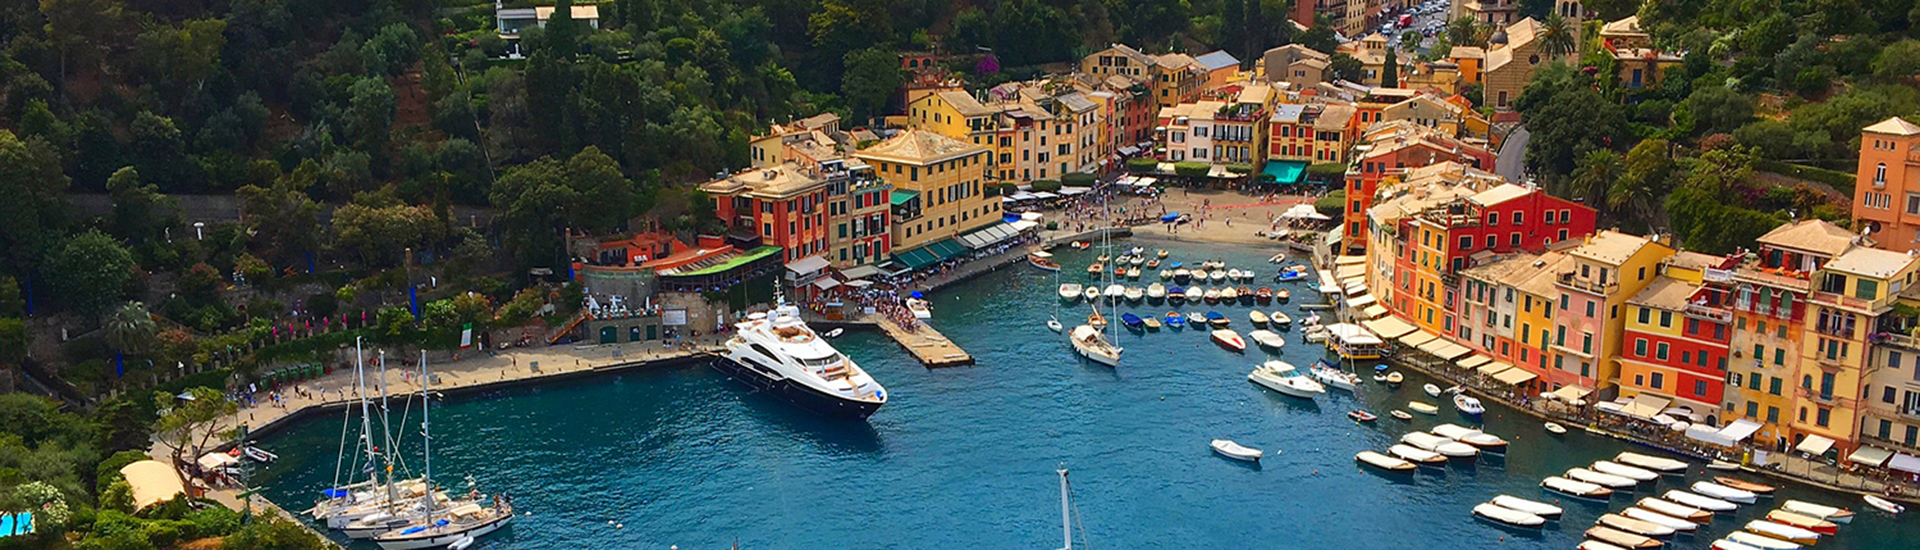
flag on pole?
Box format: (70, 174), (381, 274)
(460, 323), (474, 349)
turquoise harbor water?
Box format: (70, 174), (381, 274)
(255, 238), (1920, 549)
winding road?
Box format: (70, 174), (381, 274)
(1496, 124), (1529, 183)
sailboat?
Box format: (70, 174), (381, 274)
(319, 343), (439, 531)
(1068, 195), (1123, 367)
(371, 353), (513, 550)
(1054, 465), (1091, 550)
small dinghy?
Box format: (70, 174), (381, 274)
(1453, 394), (1485, 417)
(1742, 519), (1820, 544)
(1218, 286), (1240, 302)
(1585, 525), (1662, 549)
(1185, 287), (1204, 302)
(1045, 318), (1062, 333)
(1308, 360), (1360, 391)
(1304, 327), (1328, 343)
(1865, 494), (1904, 515)
(1173, 268), (1192, 282)
(241, 445), (278, 463)
(1166, 286), (1186, 304)
(1211, 439), (1263, 462)
(1598, 513), (1676, 538)
(1691, 481), (1758, 504)
(1123, 287), (1145, 303)
(1545, 422), (1568, 435)
(1029, 251), (1061, 271)
(1712, 477), (1775, 496)
(1638, 497), (1715, 523)
(1423, 383), (1442, 397)
(1205, 311), (1230, 327)
(1212, 329), (1247, 352)
(1592, 460), (1659, 482)
(1143, 317), (1161, 330)
(1400, 431), (1478, 459)
(1568, 467), (1639, 489)
(1781, 499), (1854, 523)
(1355, 450), (1416, 473)
(1103, 284), (1125, 299)
(1059, 283), (1084, 302)
(1542, 476), (1615, 500)
(1209, 270), (1227, 283)
(1430, 424), (1508, 452)
(825, 327), (846, 338)
(1248, 329), (1286, 349)
(1126, 267), (1143, 279)
(1407, 401), (1438, 415)
(1492, 495), (1564, 519)
(1387, 444), (1447, 466)
(1254, 287), (1273, 304)
(1087, 262), (1104, 276)
(1663, 489), (1738, 512)
(1270, 311), (1291, 328)
(1248, 310), (1269, 326)
(1119, 313), (1144, 328)
(1164, 311), (1185, 328)
(1389, 410), (1414, 421)
(1623, 506), (1699, 533)
(1764, 510), (1836, 535)
(1157, 249), (1168, 259)
(1707, 460), (1742, 471)
(1725, 531), (1802, 550)
(1474, 502), (1546, 528)
(1147, 283), (1167, 300)
(1084, 287), (1101, 302)
(1158, 269), (1171, 280)
(1616, 452), (1689, 474)
(1385, 372), (1404, 384)
(1226, 268), (1245, 281)
(1347, 409), (1377, 422)
(1186, 311), (1205, 325)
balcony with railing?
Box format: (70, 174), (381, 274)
(1796, 386), (1857, 408)
(1860, 433), (1920, 455)
(1556, 272), (1619, 294)
(1684, 303), (1734, 323)
(1875, 331), (1920, 350)
(1809, 291), (1880, 313)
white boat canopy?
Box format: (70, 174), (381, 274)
(1492, 367), (1537, 386)
(1324, 323), (1385, 345)
(1456, 355), (1492, 369)
(1847, 446), (1894, 467)
(1717, 419), (1763, 443)
(1359, 304), (1390, 319)
(1335, 255), (1365, 265)
(1398, 331), (1438, 347)
(1361, 316), (1417, 339)
(1619, 394), (1672, 420)
(1890, 453), (1920, 474)
(811, 278), (841, 290)
(1795, 434), (1836, 456)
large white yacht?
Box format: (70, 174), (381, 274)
(716, 300), (887, 418)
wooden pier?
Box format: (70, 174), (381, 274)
(876, 317), (974, 368)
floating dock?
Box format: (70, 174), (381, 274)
(876, 317), (974, 368)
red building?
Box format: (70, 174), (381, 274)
(700, 162), (836, 264)
(1619, 272), (1736, 414)
(1346, 124), (1499, 253)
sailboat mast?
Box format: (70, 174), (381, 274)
(378, 350), (398, 511)
(355, 338), (377, 486)
(420, 350), (434, 523)
(1058, 467), (1072, 550)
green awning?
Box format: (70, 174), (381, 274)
(891, 190), (921, 206)
(928, 238), (967, 259)
(895, 248), (940, 269)
(1261, 161), (1307, 185)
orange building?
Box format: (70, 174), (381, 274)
(1852, 117), (1920, 251)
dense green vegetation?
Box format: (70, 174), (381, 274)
(1515, 0), (1920, 251)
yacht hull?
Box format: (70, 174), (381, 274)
(711, 358), (884, 419)
(373, 515), (511, 550)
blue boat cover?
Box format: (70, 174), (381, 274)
(323, 488), (350, 499)
(1161, 212), (1181, 222)
(1120, 313), (1144, 326)
(1204, 311), (1225, 320)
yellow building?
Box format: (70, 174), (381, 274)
(906, 86), (1096, 184)
(1449, 47), (1486, 86)
(854, 130), (995, 256)
(1379, 93), (1491, 141)
(1483, 18), (1547, 111)
(1726, 220), (1860, 451)
(1551, 231), (1675, 390)
(1793, 246), (1920, 458)
(1151, 53), (1206, 108)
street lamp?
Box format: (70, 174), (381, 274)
(193, 222), (206, 240)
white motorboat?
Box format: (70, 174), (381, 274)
(1308, 362), (1360, 391)
(1126, 267), (1142, 279)
(1545, 422), (1568, 435)
(1184, 287), (1204, 302)
(1453, 394), (1485, 416)
(1059, 283), (1084, 302)
(1248, 329), (1286, 349)
(1742, 520), (1820, 544)
(1692, 481), (1758, 504)
(1202, 288), (1221, 303)
(1303, 327), (1329, 343)
(824, 328), (844, 338)
(1046, 316), (1063, 333)
(718, 301), (888, 417)
(1865, 494), (1905, 514)
(1212, 329), (1247, 352)
(1123, 287), (1145, 303)
(1083, 287), (1101, 302)
(1542, 476), (1614, 500)
(1585, 525), (1661, 549)
(1147, 283), (1167, 299)
(1172, 268), (1192, 281)
(1430, 423), (1508, 452)
(1726, 531), (1802, 550)
(1211, 439), (1263, 462)
(1158, 269), (1170, 280)
(1764, 510), (1836, 535)
(1208, 270), (1227, 283)
(1385, 372), (1404, 384)
(1400, 431), (1478, 458)
(1069, 324), (1123, 367)
(1355, 450), (1415, 472)
(1248, 310), (1269, 326)
(1491, 495), (1563, 519)
(1637, 497), (1714, 523)
(1616, 452), (1688, 474)
(1406, 401), (1438, 415)
(1581, 541), (1633, 550)
(1248, 361), (1324, 398)
(1423, 383), (1441, 397)
(1387, 444), (1447, 466)
(1711, 539), (1767, 550)
(1473, 502), (1545, 528)
(1591, 460), (1660, 482)
(1713, 477), (1776, 496)
(1662, 489), (1738, 512)
(1707, 460), (1742, 471)
(1389, 410), (1413, 420)
(1567, 467), (1639, 489)
(1781, 499), (1854, 523)
(1598, 513), (1676, 538)
(1623, 507), (1698, 533)
(1103, 284), (1126, 299)
(371, 501), (513, 550)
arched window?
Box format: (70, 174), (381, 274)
(1876, 163), (1888, 185)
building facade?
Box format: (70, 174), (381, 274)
(854, 131), (996, 256)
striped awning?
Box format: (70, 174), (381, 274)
(1429, 341), (1474, 360)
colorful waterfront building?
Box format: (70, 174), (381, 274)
(906, 81), (1103, 184)
(1342, 121), (1498, 253)
(1850, 116), (1920, 250)
(1615, 254), (1738, 421)
(700, 162), (837, 266)
(1791, 246), (1920, 458)
(852, 130), (995, 269)
(1457, 249), (1576, 381)
(1549, 231), (1676, 390)
(1724, 220), (1859, 450)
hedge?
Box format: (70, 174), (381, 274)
(1126, 158), (1159, 172)
(1173, 161), (1211, 177)
(1031, 179), (1063, 192)
(1062, 173), (1097, 187)
(1306, 162), (1348, 179)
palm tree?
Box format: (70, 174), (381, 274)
(104, 301), (157, 359)
(1539, 14), (1577, 60)
(1566, 150), (1620, 207)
